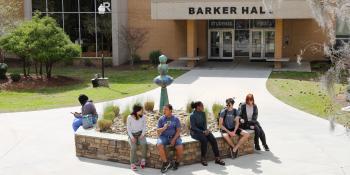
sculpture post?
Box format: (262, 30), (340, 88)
(153, 55), (174, 112)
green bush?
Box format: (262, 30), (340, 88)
(97, 119), (113, 132)
(149, 50), (161, 65)
(144, 100), (155, 112)
(103, 104), (120, 121)
(212, 103), (224, 120)
(84, 58), (94, 67)
(10, 73), (21, 82)
(186, 101), (193, 114)
(132, 54), (141, 64)
(0, 63), (8, 80)
(122, 107), (131, 125)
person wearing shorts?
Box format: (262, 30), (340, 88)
(156, 104), (183, 173)
(219, 98), (250, 159)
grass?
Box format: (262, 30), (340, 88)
(266, 71), (350, 127)
(0, 66), (187, 112)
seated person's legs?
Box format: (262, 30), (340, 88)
(157, 136), (170, 162)
(72, 117), (83, 132)
(233, 128), (250, 152)
(221, 131), (235, 148)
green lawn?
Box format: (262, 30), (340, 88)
(266, 71), (350, 127)
(0, 66), (187, 112)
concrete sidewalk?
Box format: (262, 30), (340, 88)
(0, 62), (350, 175)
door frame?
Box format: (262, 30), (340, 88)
(208, 29), (235, 60)
(249, 29), (275, 60)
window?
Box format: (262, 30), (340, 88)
(31, 0), (113, 57)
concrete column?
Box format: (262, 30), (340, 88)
(187, 20), (198, 58)
(275, 19), (283, 69)
(24, 0), (32, 20)
(111, 0), (128, 66)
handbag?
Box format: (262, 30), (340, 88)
(82, 114), (94, 129)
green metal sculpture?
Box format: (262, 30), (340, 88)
(153, 55), (174, 111)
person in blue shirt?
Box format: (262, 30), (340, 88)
(190, 101), (225, 166)
(156, 104), (184, 173)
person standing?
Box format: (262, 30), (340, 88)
(190, 101), (225, 166)
(127, 104), (147, 171)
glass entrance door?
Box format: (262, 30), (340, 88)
(250, 30), (275, 59)
(264, 30), (275, 58)
(222, 31), (233, 58)
(250, 30), (263, 59)
(209, 30), (234, 59)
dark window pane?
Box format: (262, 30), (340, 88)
(251, 19), (275, 28)
(235, 30), (250, 57)
(81, 13), (97, 57)
(97, 13), (112, 57)
(48, 13), (63, 28)
(81, 0), (95, 12)
(48, 0), (62, 12)
(63, 0), (78, 12)
(64, 13), (80, 44)
(235, 20), (249, 29)
(32, 0), (46, 12)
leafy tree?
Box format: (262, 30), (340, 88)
(0, 13), (81, 78)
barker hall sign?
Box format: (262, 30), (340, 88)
(189, 6), (272, 15)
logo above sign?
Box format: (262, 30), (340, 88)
(189, 6), (272, 15)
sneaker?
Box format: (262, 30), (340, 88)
(263, 145), (270, 151)
(172, 161), (179, 170)
(215, 158), (225, 166)
(140, 159), (146, 169)
(131, 164), (137, 171)
(160, 161), (172, 173)
(255, 145), (261, 151)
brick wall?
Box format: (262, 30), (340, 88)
(75, 128), (254, 169)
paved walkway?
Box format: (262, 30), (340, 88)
(1, 61), (350, 175)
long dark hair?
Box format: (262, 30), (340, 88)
(191, 101), (203, 111)
(131, 104), (143, 120)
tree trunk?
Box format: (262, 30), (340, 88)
(34, 61), (38, 76)
(39, 61), (43, 78)
(47, 62), (53, 79)
(22, 57), (27, 77)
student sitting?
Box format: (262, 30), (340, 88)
(156, 104), (184, 173)
(219, 98), (250, 159)
(127, 104), (147, 171)
(190, 101), (225, 166)
(72, 94), (98, 132)
(240, 94), (270, 151)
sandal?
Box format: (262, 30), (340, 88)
(215, 158), (225, 166)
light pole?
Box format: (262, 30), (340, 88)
(98, 4), (105, 78)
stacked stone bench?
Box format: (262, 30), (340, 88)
(75, 128), (254, 169)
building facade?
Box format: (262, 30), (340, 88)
(17, 0), (350, 65)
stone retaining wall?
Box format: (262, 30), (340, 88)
(75, 128), (254, 169)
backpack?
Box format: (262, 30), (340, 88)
(217, 108), (228, 127)
(82, 114), (94, 129)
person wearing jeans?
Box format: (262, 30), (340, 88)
(190, 101), (225, 166)
(72, 94), (98, 132)
(240, 94), (270, 151)
(156, 104), (184, 173)
(127, 104), (147, 171)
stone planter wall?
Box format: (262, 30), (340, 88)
(75, 128), (255, 169)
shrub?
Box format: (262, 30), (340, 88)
(186, 101), (193, 114)
(132, 54), (141, 64)
(84, 58), (94, 67)
(122, 106), (131, 125)
(149, 50), (161, 65)
(10, 73), (21, 82)
(97, 119), (113, 132)
(0, 63), (8, 80)
(103, 104), (120, 121)
(212, 103), (224, 120)
(144, 100), (155, 112)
